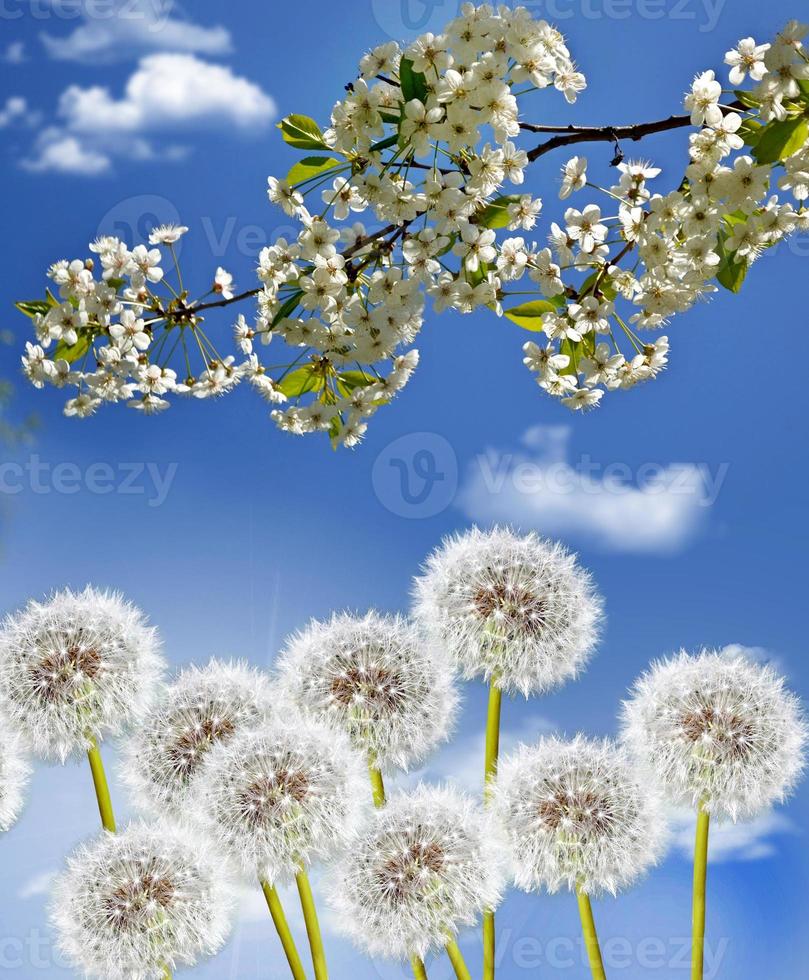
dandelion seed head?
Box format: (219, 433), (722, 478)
(0, 721), (30, 832)
(50, 820), (233, 980)
(276, 611), (458, 770)
(412, 527), (603, 696)
(327, 785), (506, 961)
(493, 735), (667, 896)
(0, 588), (164, 762)
(120, 659), (274, 814)
(193, 714), (368, 884)
(622, 649), (808, 821)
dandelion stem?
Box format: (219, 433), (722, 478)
(692, 805), (710, 980)
(410, 957), (428, 979)
(577, 887), (607, 980)
(483, 679), (502, 980)
(445, 940), (472, 980)
(296, 869), (328, 980)
(86, 737), (116, 833)
(261, 880), (308, 980)
(368, 761), (386, 808)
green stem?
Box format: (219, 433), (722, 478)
(296, 870), (328, 980)
(410, 957), (428, 980)
(692, 806), (710, 980)
(577, 888), (607, 980)
(86, 737), (116, 832)
(482, 680), (502, 980)
(445, 940), (472, 980)
(261, 881), (308, 980)
(368, 760), (386, 808)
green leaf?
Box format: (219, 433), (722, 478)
(752, 117), (809, 165)
(476, 195), (520, 229)
(716, 255), (748, 292)
(106, 278), (126, 292)
(336, 369), (376, 395)
(271, 291), (304, 328)
(278, 114), (329, 151)
(398, 58), (429, 104)
(15, 299), (52, 319)
(503, 300), (557, 331)
(580, 271), (617, 301)
(276, 364), (325, 398)
(558, 338), (579, 376)
(286, 156), (343, 187)
(715, 234), (749, 293)
(328, 414), (343, 447)
(53, 333), (92, 364)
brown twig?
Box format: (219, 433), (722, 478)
(524, 100), (745, 162)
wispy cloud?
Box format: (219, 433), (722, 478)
(40, 0), (232, 63)
(21, 53), (276, 176)
(0, 97), (30, 129)
(394, 713), (558, 796)
(18, 869), (57, 900)
(3, 41), (26, 64)
(668, 807), (799, 862)
(457, 425), (727, 554)
(22, 131), (112, 175)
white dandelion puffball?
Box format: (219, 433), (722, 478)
(622, 649), (807, 822)
(0, 588), (164, 762)
(493, 735), (667, 897)
(51, 820), (233, 980)
(328, 785), (506, 961)
(413, 527), (603, 697)
(120, 659), (274, 814)
(193, 714), (368, 884)
(276, 611), (458, 770)
(0, 723), (31, 832)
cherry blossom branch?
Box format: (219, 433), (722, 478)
(523, 100), (745, 162)
(182, 101), (747, 317)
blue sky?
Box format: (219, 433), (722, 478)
(0, 1), (807, 977)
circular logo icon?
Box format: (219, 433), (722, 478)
(96, 194), (182, 254)
(370, 0), (460, 40)
(373, 432), (458, 519)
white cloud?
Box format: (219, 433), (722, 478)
(668, 806), (798, 862)
(18, 869), (57, 900)
(59, 53), (276, 133)
(0, 97), (29, 129)
(3, 41), (26, 64)
(22, 133), (111, 176)
(457, 425), (725, 554)
(41, 0), (232, 63)
(21, 54), (276, 176)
